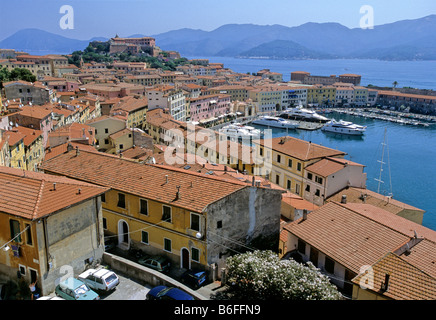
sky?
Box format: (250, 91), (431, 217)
(1, 0), (436, 41)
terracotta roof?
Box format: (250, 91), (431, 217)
(283, 201), (436, 274)
(12, 126), (43, 146)
(326, 187), (424, 215)
(0, 166), (108, 220)
(254, 136), (346, 161)
(305, 157), (364, 177)
(39, 150), (249, 213)
(352, 252), (436, 300)
(44, 142), (99, 161)
(5, 130), (25, 146)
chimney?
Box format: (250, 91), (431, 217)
(176, 186), (181, 200)
(303, 209), (308, 221)
(381, 273), (390, 292)
(53, 183), (56, 191)
(341, 195), (347, 204)
(75, 146), (80, 156)
(165, 175), (168, 184)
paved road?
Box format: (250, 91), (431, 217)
(101, 272), (152, 300)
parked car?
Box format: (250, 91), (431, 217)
(104, 237), (117, 252)
(138, 255), (171, 273)
(55, 278), (100, 300)
(37, 296), (65, 300)
(146, 285), (194, 300)
(181, 269), (207, 289)
(78, 268), (119, 292)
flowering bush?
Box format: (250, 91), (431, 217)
(213, 250), (341, 300)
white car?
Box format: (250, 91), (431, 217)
(78, 268), (119, 292)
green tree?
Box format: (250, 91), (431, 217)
(10, 68), (36, 83)
(213, 250), (341, 300)
(0, 66), (11, 88)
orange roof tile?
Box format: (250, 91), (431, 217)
(39, 150), (250, 213)
(352, 252), (436, 300)
(0, 166), (108, 220)
(254, 136), (346, 161)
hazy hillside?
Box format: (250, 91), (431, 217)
(237, 40), (335, 59)
(0, 29), (90, 55)
(1, 15), (436, 60)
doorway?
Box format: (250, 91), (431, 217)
(118, 220), (129, 249)
(181, 248), (190, 269)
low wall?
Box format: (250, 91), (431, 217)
(102, 252), (206, 300)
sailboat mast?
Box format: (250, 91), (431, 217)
(375, 128), (387, 193)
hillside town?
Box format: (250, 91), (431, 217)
(0, 35), (435, 301)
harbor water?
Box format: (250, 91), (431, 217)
(250, 112), (436, 231)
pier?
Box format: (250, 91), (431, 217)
(328, 108), (436, 127)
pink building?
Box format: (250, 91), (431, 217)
(8, 105), (54, 148)
(189, 94), (231, 122)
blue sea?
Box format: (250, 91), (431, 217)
(190, 57), (436, 231)
(189, 56), (436, 90)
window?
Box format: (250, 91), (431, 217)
(315, 176), (323, 184)
(162, 206), (171, 223)
(101, 193), (106, 203)
(10, 220), (21, 243)
(305, 184), (311, 192)
(104, 128), (109, 133)
(307, 173), (313, 180)
(276, 154), (281, 163)
(102, 218), (107, 230)
(190, 213), (200, 232)
(192, 247), (200, 262)
(119, 144), (124, 150)
(25, 223), (32, 245)
(164, 238), (171, 252)
(139, 199), (148, 215)
(297, 162), (302, 171)
(275, 175), (280, 185)
(217, 220), (223, 229)
(104, 139), (109, 144)
(117, 193), (126, 208)
(287, 180), (291, 190)
(288, 159), (292, 168)
(315, 189), (320, 196)
(297, 239), (306, 254)
(141, 231), (149, 244)
(324, 256), (335, 274)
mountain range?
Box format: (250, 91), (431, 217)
(1, 15), (436, 60)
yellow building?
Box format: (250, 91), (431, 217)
(307, 85), (336, 106)
(40, 149), (284, 274)
(110, 96), (148, 129)
(5, 130), (26, 169)
(87, 115), (126, 152)
(252, 136), (346, 197)
(0, 166), (108, 296)
(15, 126), (44, 171)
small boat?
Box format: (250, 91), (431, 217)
(280, 105), (330, 123)
(322, 119), (366, 135)
(252, 116), (299, 129)
(219, 123), (262, 141)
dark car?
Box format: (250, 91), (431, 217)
(146, 285), (194, 300)
(138, 255), (171, 273)
(181, 270), (207, 289)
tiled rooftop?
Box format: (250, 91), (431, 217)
(40, 150), (249, 213)
(0, 166), (108, 220)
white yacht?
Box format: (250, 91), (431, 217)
(280, 105), (329, 123)
(219, 123), (262, 140)
(252, 116), (299, 129)
(322, 119), (367, 135)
